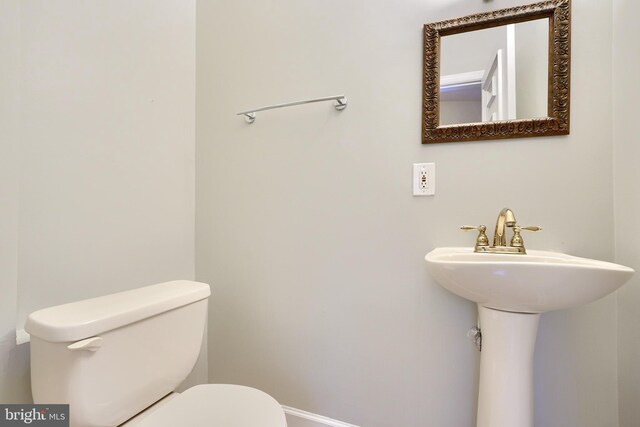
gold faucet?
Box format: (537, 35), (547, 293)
(461, 208), (541, 254)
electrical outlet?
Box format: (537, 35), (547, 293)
(419, 169), (428, 190)
(413, 163), (435, 196)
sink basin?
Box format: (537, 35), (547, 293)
(425, 247), (634, 313)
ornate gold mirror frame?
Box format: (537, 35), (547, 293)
(422, 0), (571, 144)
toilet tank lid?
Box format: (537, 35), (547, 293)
(25, 281), (211, 343)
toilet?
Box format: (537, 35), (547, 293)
(25, 280), (287, 427)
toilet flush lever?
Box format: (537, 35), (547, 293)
(67, 336), (103, 352)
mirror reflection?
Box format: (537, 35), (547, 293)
(439, 18), (549, 126)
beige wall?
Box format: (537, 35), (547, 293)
(0, 0), (202, 402)
(0, 0), (31, 404)
(17, 0), (197, 323)
(613, 0), (640, 425)
(196, 0), (617, 426)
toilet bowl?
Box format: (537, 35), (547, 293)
(25, 281), (287, 427)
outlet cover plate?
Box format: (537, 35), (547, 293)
(413, 163), (435, 196)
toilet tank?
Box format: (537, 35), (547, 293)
(25, 281), (210, 427)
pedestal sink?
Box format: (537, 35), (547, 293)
(425, 247), (634, 427)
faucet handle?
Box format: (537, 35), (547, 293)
(460, 225), (482, 231)
(460, 225), (489, 247)
(510, 226), (542, 248)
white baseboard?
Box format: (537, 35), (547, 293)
(282, 406), (360, 427)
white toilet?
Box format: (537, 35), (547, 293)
(25, 280), (287, 427)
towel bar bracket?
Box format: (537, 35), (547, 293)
(243, 112), (256, 124)
(334, 97), (347, 111)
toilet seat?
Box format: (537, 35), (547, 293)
(130, 384), (287, 427)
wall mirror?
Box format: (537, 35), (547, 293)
(422, 0), (571, 143)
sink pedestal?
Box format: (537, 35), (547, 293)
(477, 305), (540, 427)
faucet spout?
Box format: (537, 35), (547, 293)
(493, 208), (516, 247)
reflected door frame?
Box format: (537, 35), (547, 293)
(480, 24), (517, 123)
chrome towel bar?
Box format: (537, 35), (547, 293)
(237, 94), (347, 123)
